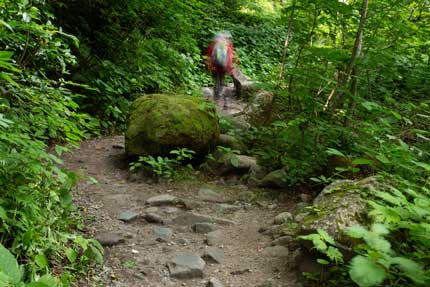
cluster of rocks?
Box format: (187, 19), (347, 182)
(95, 188), (247, 286)
(258, 177), (383, 273)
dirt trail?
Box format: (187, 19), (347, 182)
(62, 96), (302, 287)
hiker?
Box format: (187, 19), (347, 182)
(207, 31), (238, 109)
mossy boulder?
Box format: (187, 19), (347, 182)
(282, 177), (387, 254)
(125, 94), (220, 157)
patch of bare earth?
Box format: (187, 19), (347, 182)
(63, 136), (302, 287)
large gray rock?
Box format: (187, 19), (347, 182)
(167, 254), (206, 279)
(284, 177), (385, 253)
(125, 94), (219, 157)
(213, 154), (262, 176)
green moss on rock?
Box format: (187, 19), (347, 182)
(125, 94), (220, 157)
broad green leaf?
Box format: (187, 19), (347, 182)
(326, 148), (346, 157)
(0, 243), (22, 284)
(346, 225), (368, 238)
(349, 256), (386, 287)
(65, 248), (78, 263)
(0, 20), (13, 31)
(35, 254), (48, 269)
(365, 234), (391, 253)
(317, 258), (330, 265)
(230, 155), (240, 168)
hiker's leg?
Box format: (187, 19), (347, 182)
(233, 76), (241, 97)
(214, 73), (223, 101)
(219, 73), (228, 109)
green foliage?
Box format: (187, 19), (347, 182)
(299, 229), (344, 264)
(0, 0), (101, 284)
(216, 146), (241, 168)
(130, 148), (196, 179)
(346, 223), (428, 286)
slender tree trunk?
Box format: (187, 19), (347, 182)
(287, 9), (319, 104)
(343, 0), (369, 127)
(279, 0), (296, 82)
(330, 0), (369, 110)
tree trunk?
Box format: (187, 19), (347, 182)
(330, 0), (369, 110)
(279, 0), (296, 82)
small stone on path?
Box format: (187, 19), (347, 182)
(273, 212), (293, 225)
(205, 230), (223, 246)
(167, 254), (206, 279)
(153, 226), (174, 242)
(95, 232), (125, 247)
(145, 207), (159, 213)
(193, 223), (218, 234)
(214, 203), (241, 214)
(207, 277), (224, 287)
(173, 212), (235, 226)
(146, 194), (178, 206)
(144, 212), (166, 224)
(117, 210), (140, 222)
(270, 236), (294, 246)
(198, 188), (223, 202)
(202, 247), (224, 264)
(263, 246), (289, 257)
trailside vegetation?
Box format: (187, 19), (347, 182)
(0, 0), (429, 286)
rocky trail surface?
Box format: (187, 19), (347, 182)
(63, 134), (304, 287)
(62, 90), (307, 287)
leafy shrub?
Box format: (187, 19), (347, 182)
(130, 148), (196, 179)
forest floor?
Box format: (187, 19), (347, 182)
(62, 96), (304, 287)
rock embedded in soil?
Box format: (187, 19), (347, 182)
(264, 246), (289, 257)
(144, 212), (166, 224)
(273, 212), (293, 225)
(181, 199), (202, 210)
(214, 203), (241, 214)
(172, 212), (235, 226)
(146, 194), (178, 206)
(207, 277), (224, 287)
(193, 223), (218, 234)
(153, 226), (174, 242)
(198, 188), (223, 202)
(270, 236), (294, 247)
(258, 169), (288, 188)
(167, 254), (206, 279)
(117, 210), (140, 222)
(95, 232), (125, 247)
(205, 230), (223, 246)
(202, 247), (224, 264)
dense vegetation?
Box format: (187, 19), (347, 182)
(0, 0), (429, 286)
